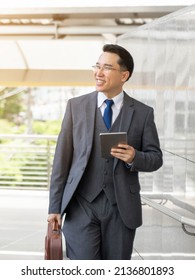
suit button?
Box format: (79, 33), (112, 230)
(104, 171), (107, 175)
(102, 184), (106, 189)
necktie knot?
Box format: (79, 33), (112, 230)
(105, 99), (114, 108)
(103, 99), (114, 129)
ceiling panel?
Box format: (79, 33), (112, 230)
(0, 2), (193, 86)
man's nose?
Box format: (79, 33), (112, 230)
(96, 67), (104, 75)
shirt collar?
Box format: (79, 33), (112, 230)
(97, 91), (124, 109)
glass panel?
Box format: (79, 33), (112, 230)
(118, 5), (195, 259)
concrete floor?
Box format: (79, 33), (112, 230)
(0, 189), (195, 260)
(0, 189), (48, 260)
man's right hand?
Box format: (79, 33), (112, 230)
(47, 214), (61, 226)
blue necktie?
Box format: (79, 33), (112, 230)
(103, 99), (114, 129)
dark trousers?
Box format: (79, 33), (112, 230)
(63, 192), (136, 260)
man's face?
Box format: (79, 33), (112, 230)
(93, 52), (129, 98)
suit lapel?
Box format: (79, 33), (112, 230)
(85, 92), (98, 158)
(114, 92), (135, 169)
(118, 92), (134, 132)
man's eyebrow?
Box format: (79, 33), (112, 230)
(96, 63), (113, 67)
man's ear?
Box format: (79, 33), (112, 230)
(122, 71), (130, 82)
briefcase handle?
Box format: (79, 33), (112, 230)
(45, 220), (63, 260)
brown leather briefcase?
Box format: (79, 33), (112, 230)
(44, 221), (63, 260)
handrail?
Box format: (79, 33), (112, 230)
(141, 195), (195, 236)
(0, 134), (57, 189)
(142, 193), (195, 213)
(0, 134), (57, 140)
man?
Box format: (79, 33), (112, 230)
(48, 44), (163, 260)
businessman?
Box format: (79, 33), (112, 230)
(48, 44), (163, 260)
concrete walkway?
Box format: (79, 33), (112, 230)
(0, 189), (195, 260)
(0, 189), (48, 260)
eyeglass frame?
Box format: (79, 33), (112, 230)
(92, 63), (127, 73)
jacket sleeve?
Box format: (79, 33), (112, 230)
(48, 100), (73, 214)
(130, 108), (163, 172)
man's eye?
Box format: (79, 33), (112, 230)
(104, 66), (111, 70)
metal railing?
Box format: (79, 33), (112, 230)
(141, 194), (195, 236)
(0, 134), (57, 189)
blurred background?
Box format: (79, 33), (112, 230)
(0, 0), (195, 260)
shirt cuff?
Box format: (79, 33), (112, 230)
(125, 162), (133, 169)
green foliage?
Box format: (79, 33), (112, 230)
(0, 88), (62, 188)
(0, 119), (15, 134)
(0, 119), (26, 144)
(0, 119), (61, 136)
(32, 120), (61, 135)
(0, 92), (24, 120)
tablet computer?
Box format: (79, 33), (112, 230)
(100, 132), (127, 158)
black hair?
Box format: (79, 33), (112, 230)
(103, 44), (134, 81)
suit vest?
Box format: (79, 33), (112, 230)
(76, 107), (122, 204)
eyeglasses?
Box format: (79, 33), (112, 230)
(92, 64), (120, 72)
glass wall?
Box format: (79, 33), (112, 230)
(118, 5), (195, 196)
(118, 5), (195, 259)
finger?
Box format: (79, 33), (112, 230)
(47, 214), (60, 223)
(57, 216), (62, 226)
(111, 151), (126, 159)
(111, 146), (127, 153)
(117, 143), (129, 149)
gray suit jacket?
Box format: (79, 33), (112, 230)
(49, 91), (163, 229)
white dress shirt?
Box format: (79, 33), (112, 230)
(97, 91), (124, 126)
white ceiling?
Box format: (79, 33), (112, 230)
(0, 1), (194, 86)
(0, 1), (192, 39)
